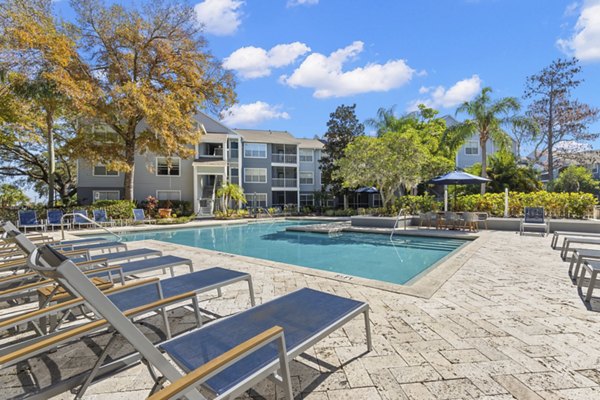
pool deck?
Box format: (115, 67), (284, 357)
(4, 225), (600, 399)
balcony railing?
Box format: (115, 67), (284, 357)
(272, 178), (297, 188)
(271, 154), (297, 164)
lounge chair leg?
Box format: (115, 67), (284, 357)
(192, 296), (202, 327)
(276, 334), (293, 400)
(364, 309), (372, 352)
(74, 331), (119, 399)
(568, 254), (577, 277)
(161, 307), (172, 339)
(578, 268), (587, 290)
(188, 262), (194, 273)
(247, 277), (256, 306)
(586, 271), (598, 302)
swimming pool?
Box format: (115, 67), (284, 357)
(110, 221), (469, 285)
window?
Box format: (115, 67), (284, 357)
(465, 141), (479, 155)
(156, 157), (181, 176)
(93, 165), (119, 176)
(244, 168), (267, 183)
(372, 193), (382, 207)
(156, 190), (181, 201)
(247, 193), (267, 208)
(244, 143), (267, 158)
(300, 172), (314, 185)
(299, 149), (313, 162)
(300, 194), (314, 206)
(93, 190), (120, 201)
(230, 168), (239, 184)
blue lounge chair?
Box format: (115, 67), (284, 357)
(133, 208), (156, 224)
(53, 240), (127, 253)
(72, 209), (93, 229)
(93, 209), (116, 227)
(46, 209), (69, 231)
(19, 245), (371, 400)
(520, 207), (549, 236)
(17, 210), (45, 233)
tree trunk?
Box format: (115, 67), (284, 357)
(480, 135), (488, 195)
(547, 91), (555, 182)
(123, 139), (136, 201)
(46, 112), (55, 208)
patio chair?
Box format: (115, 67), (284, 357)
(438, 211), (459, 230)
(520, 207), (549, 236)
(17, 210), (45, 233)
(46, 209), (70, 231)
(460, 212), (478, 232)
(72, 209), (94, 229)
(133, 208), (156, 224)
(9, 244), (371, 400)
(418, 212), (437, 229)
(92, 209), (116, 227)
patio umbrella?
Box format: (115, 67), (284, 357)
(428, 171), (491, 210)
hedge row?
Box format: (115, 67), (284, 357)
(454, 191), (597, 219)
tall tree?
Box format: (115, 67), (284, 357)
(320, 104), (364, 203)
(507, 115), (539, 159)
(2, 0), (236, 200)
(452, 87), (520, 194)
(9, 71), (69, 207)
(524, 58), (599, 182)
(334, 131), (428, 207)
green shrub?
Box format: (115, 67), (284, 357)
(395, 195), (441, 214)
(155, 216), (192, 225)
(92, 200), (136, 220)
(454, 191), (597, 219)
(156, 200), (193, 217)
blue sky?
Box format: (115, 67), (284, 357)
(53, 0), (600, 142)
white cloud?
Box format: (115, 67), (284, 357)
(194, 0), (244, 36)
(223, 42), (311, 79)
(280, 41), (416, 98)
(407, 75), (482, 111)
(557, 0), (600, 61)
(287, 0), (319, 7)
(220, 101), (290, 126)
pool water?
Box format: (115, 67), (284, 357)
(112, 221), (468, 285)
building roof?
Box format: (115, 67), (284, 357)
(234, 129), (300, 145)
(297, 138), (324, 149)
(199, 133), (229, 143)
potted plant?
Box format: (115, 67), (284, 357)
(158, 200), (173, 219)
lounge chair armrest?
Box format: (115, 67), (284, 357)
(148, 326), (286, 400)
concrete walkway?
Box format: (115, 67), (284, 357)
(5, 229), (600, 399)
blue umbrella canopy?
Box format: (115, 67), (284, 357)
(355, 186), (379, 193)
(428, 171), (491, 185)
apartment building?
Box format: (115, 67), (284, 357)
(76, 111), (324, 214)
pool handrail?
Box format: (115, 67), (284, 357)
(60, 213), (122, 242)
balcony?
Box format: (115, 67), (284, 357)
(272, 154), (297, 164)
(272, 178), (297, 188)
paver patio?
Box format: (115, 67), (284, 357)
(3, 228), (600, 399)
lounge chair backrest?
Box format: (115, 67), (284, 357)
(524, 207), (545, 223)
(27, 245), (194, 395)
(133, 208), (145, 221)
(47, 209), (63, 225)
(93, 209), (108, 222)
(73, 209), (89, 224)
(18, 210), (38, 226)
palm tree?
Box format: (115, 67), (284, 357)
(453, 87), (520, 194)
(365, 106), (402, 137)
(216, 183), (247, 215)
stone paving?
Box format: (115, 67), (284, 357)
(4, 228), (600, 399)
